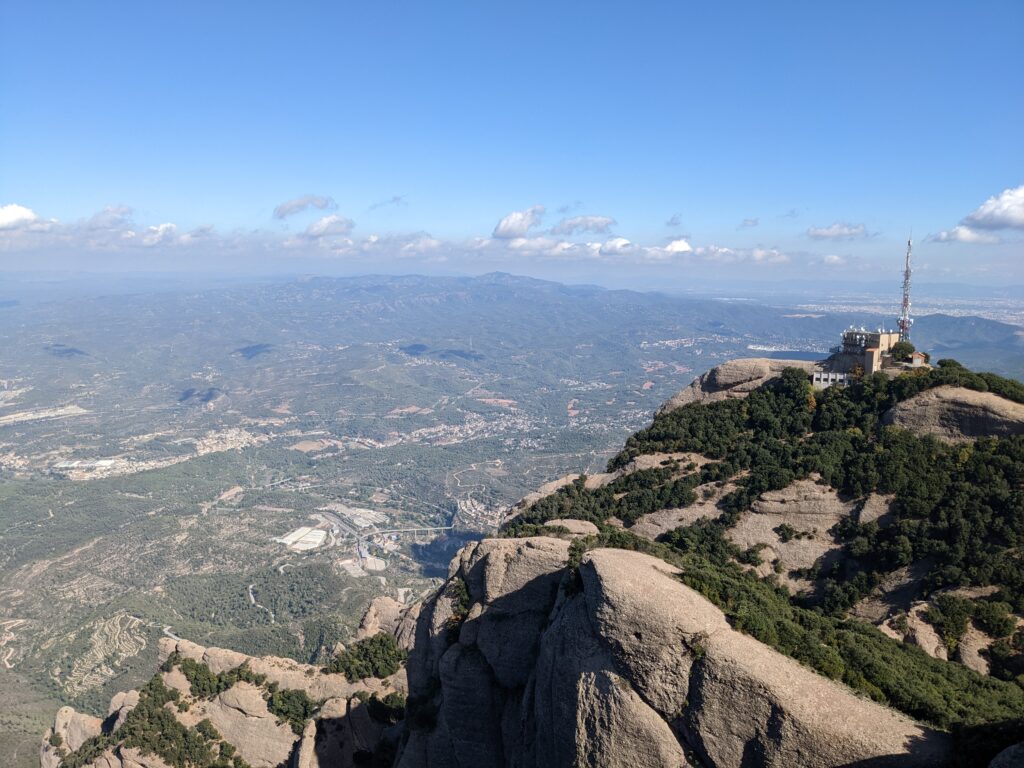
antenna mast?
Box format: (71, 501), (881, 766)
(898, 237), (913, 342)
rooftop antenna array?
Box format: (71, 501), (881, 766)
(898, 236), (913, 342)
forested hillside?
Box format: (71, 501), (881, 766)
(508, 361), (1024, 749)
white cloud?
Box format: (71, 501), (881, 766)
(86, 205), (133, 230)
(664, 238), (693, 254)
(822, 254), (846, 266)
(0, 201), (814, 274)
(142, 222), (177, 246)
(963, 185), (1024, 230)
(928, 225), (1000, 244)
(178, 225), (215, 245)
(273, 195), (336, 219)
(493, 205), (545, 238)
(689, 244), (789, 265)
(750, 247), (789, 264)
(304, 215), (354, 238)
(599, 237), (636, 256)
(0, 203), (40, 230)
(550, 215), (616, 236)
(694, 244), (739, 263)
(807, 222), (868, 240)
(399, 233), (442, 255)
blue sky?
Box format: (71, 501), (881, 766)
(1, 1), (1021, 287)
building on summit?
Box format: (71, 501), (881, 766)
(811, 238), (929, 390)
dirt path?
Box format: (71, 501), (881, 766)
(248, 583), (275, 623)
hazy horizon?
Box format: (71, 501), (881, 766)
(2, 2), (1022, 286)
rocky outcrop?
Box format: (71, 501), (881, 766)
(184, 681), (297, 768)
(659, 358), (820, 413)
(957, 625), (995, 675)
(545, 518), (599, 536)
(106, 689), (139, 732)
(396, 536), (951, 768)
(43, 617), (410, 768)
(356, 596), (421, 651)
(883, 385), (1024, 442)
(40, 706), (104, 768)
(160, 636), (404, 700)
(905, 602), (950, 661)
(727, 478), (852, 591)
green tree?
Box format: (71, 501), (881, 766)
(891, 340), (915, 361)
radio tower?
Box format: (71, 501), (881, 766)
(897, 237), (913, 342)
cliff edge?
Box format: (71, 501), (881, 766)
(395, 536), (951, 768)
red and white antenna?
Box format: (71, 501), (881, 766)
(897, 236), (913, 342)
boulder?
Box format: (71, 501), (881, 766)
(293, 718), (318, 768)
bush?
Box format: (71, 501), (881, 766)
(325, 632), (407, 682)
(266, 687), (320, 735)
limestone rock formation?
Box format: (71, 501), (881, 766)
(184, 681), (297, 768)
(396, 537), (951, 768)
(42, 618), (410, 768)
(160, 635), (404, 699)
(40, 706), (104, 768)
(727, 477), (852, 591)
(659, 357), (820, 413)
(356, 595), (422, 651)
(106, 689), (140, 732)
(883, 385), (1024, 442)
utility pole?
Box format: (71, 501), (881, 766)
(898, 237), (913, 342)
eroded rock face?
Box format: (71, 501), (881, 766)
(727, 478), (853, 592)
(160, 635), (403, 700)
(883, 385), (1024, 442)
(357, 596), (422, 651)
(40, 706), (104, 768)
(45, 626), (409, 768)
(186, 681), (298, 768)
(396, 537), (951, 768)
(659, 358), (820, 413)
(107, 689), (140, 732)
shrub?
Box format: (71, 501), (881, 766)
(325, 632), (407, 682)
